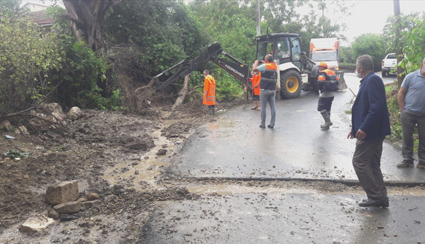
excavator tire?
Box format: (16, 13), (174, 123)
(280, 70), (302, 99)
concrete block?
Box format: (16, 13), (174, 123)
(46, 180), (79, 205)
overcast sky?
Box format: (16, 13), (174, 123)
(23, 0), (423, 46)
(340, 0), (422, 45)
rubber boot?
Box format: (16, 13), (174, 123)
(320, 111), (333, 129)
(209, 106), (215, 116)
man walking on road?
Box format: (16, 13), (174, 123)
(253, 54), (278, 129)
(203, 70), (216, 115)
(397, 57), (425, 169)
(348, 55), (391, 208)
(317, 62), (339, 129)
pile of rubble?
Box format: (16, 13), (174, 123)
(0, 103), (82, 136)
(20, 180), (100, 233)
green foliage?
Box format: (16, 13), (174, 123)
(0, 16), (62, 115)
(0, 0), (24, 20)
(340, 46), (355, 64)
(102, 0), (209, 110)
(263, 0), (350, 52)
(190, 0), (350, 63)
(105, 0), (207, 78)
(385, 82), (403, 139)
(48, 7), (113, 110)
(215, 73), (244, 101)
(351, 34), (386, 71)
(191, 71), (243, 102)
(382, 12), (424, 77)
(3, 149), (30, 159)
(383, 13), (421, 55)
(189, 0), (256, 94)
(400, 13), (425, 73)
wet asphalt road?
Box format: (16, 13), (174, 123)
(168, 72), (425, 184)
(141, 194), (425, 243)
(140, 73), (425, 243)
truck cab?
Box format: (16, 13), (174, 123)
(310, 38), (342, 71)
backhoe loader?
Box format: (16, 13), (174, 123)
(135, 33), (346, 107)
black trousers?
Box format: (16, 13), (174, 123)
(401, 109), (425, 163)
(352, 138), (387, 200)
(317, 96), (334, 112)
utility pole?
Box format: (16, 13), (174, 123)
(256, 0), (261, 36)
(394, 0), (404, 87)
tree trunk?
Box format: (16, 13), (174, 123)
(171, 74), (191, 111)
(62, 0), (125, 97)
(256, 0), (261, 36)
(393, 0), (404, 88)
(62, 0), (124, 53)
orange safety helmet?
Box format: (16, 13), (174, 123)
(319, 62), (328, 68)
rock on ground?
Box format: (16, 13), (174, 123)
(46, 180), (79, 205)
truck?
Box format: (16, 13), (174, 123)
(136, 33), (346, 106)
(381, 53), (397, 77)
(310, 38), (342, 71)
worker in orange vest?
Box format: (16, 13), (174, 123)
(203, 70), (216, 115)
(249, 67), (262, 110)
(317, 62), (339, 129)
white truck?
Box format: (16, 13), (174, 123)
(381, 53), (397, 77)
(309, 37), (346, 91)
(310, 38), (343, 71)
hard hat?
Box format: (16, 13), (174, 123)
(319, 62), (328, 68)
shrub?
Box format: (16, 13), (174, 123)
(0, 17), (62, 115)
(49, 7), (116, 110)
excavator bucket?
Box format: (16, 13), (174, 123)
(336, 71), (347, 90)
(134, 82), (156, 110)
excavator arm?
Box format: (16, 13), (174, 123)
(137, 42), (250, 103)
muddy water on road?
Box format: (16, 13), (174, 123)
(102, 122), (182, 191)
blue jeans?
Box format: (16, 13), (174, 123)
(260, 89), (276, 126)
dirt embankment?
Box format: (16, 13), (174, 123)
(0, 99), (246, 243)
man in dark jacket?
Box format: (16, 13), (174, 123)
(348, 54), (391, 208)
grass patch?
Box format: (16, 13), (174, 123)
(385, 82), (397, 92)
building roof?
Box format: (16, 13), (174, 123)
(28, 9), (53, 27)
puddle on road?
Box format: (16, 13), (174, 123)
(205, 118), (236, 130)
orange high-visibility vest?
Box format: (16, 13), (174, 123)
(318, 69), (339, 81)
(318, 69), (339, 91)
(260, 63), (278, 90)
(203, 75), (216, 105)
(251, 72), (261, 96)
